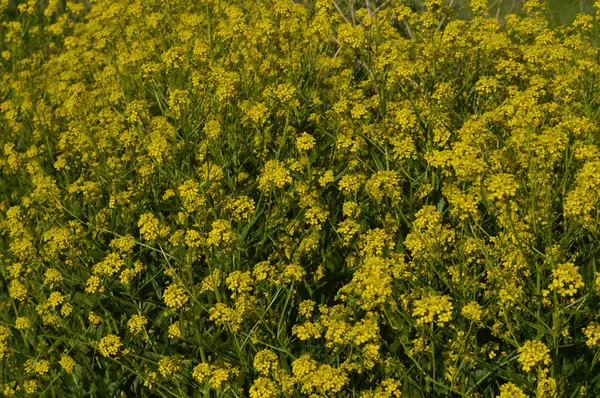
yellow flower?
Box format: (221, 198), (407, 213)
(412, 294), (454, 327)
(2, 381), (17, 397)
(296, 132), (316, 151)
(158, 356), (182, 378)
(98, 334), (122, 357)
(299, 300), (316, 318)
(8, 279), (27, 301)
(548, 262), (584, 297)
(365, 171), (402, 202)
(292, 355), (348, 394)
(470, 0), (489, 14)
(583, 323), (600, 348)
(209, 367), (231, 389)
(178, 179), (205, 213)
(193, 363), (212, 383)
(226, 196), (255, 222)
(518, 340), (551, 372)
(138, 213), (168, 241)
(253, 349), (278, 376)
(25, 359), (50, 375)
(487, 173), (519, 202)
(85, 275), (102, 294)
(337, 23), (366, 49)
(60, 355), (76, 373)
(23, 380), (37, 394)
(204, 119), (222, 140)
(497, 382), (528, 398)
(163, 284), (189, 311)
(136, 369), (154, 390)
(319, 170), (335, 187)
(206, 219), (237, 248)
(461, 301), (483, 322)
(47, 291), (65, 307)
(292, 322), (322, 340)
(88, 312), (103, 326)
(43, 268), (63, 288)
(258, 160), (292, 191)
(594, 272), (600, 295)
(184, 229), (203, 247)
(537, 372), (557, 398)
(15, 317), (30, 330)
(109, 234), (137, 253)
(128, 315), (148, 335)
(168, 322), (181, 339)
(226, 271), (253, 297)
(280, 263), (305, 284)
(250, 377), (279, 398)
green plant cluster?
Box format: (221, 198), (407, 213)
(3, 0), (600, 397)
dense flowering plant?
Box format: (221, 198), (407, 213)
(3, 0), (600, 396)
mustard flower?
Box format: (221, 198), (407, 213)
(258, 160), (292, 191)
(168, 322), (181, 339)
(412, 294), (454, 327)
(497, 382), (528, 398)
(253, 349), (278, 376)
(583, 323), (600, 348)
(163, 283), (189, 311)
(296, 132), (316, 151)
(548, 262), (584, 297)
(98, 334), (122, 357)
(15, 317), (30, 330)
(158, 356), (182, 378)
(461, 301), (484, 322)
(128, 315), (148, 335)
(60, 355), (76, 373)
(249, 377), (279, 398)
(518, 340), (551, 372)
(487, 173), (519, 202)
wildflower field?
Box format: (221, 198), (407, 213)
(4, 0), (600, 396)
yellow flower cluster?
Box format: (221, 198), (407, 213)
(518, 340), (551, 372)
(88, 312), (103, 326)
(163, 284), (189, 311)
(3, 0), (600, 396)
(138, 213), (169, 241)
(206, 219), (237, 247)
(98, 334), (122, 357)
(59, 354), (76, 373)
(461, 301), (484, 322)
(128, 315), (148, 335)
(583, 323), (600, 348)
(193, 362), (239, 389)
(487, 173), (520, 202)
(158, 356), (182, 378)
(340, 256), (404, 310)
(25, 359), (50, 375)
(412, 294), (454, 327)
(258, 160), (292, 191)
(365, 171), (402, 202)
(292, 355), (349, 394)
(548, 262), (584, 297)
(296, 132), (316, 152)
(497, 382), (528, 398)
(226, 196), (256, 222)
(537, 372), (557, 398)
(43, 268), (64, 288)
(8, 280), (27, 301)
(254, 349), (279, 376)
(178, 179), (205, 213)
(249, 377), (279, 398)
(15, 317), (30, 330)
(168, 322), (181, 339)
